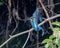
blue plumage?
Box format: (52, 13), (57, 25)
(30, 8), (44, 36)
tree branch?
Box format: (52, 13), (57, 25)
(39, 0), (53, 29)
(0, 14), (60, 48)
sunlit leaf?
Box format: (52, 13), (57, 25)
(42, 39), (50, 44)
(55, 39), (60, 46)
(53, 28), (59, 32)
(52, 22), (60, 26)
(58, 46), (60, 48)
(49, 35), (55, 40)
(45, 43), (50, 48)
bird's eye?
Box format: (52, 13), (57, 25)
(33, 17), (35, 20)
(30, 18), (33, 21)
(30, 17), (35, 22)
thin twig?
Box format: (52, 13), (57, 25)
(22, 32), (30, 48)
(5, 0), (12, 48)
(11, 8), (19, 35)
(36, 0), (40, 47)
(0, 14), (60, 48)
(36, 31), (39, 48)
(39, 0), (53, 29)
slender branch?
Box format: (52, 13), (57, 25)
(22, 32), (30, 48)
(5, 0), (12, 48)
(11, 8), (19, 35)
(36, 31), (39, 48)
(0, 14), (60, 48)
(11, 22), (19, 35)
(38, 14), (60, 26)
(36, 0), (40, 48)
(39, 0), (53, 29)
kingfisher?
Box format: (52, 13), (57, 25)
(30, 8), (44, 36)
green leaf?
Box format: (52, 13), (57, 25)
(49, 35), (55, 40)
(42, 39), (50, 44)
(55, 39), (60, 46)
(58, 46), (60, 48)
(53, 28), (59, 32)
(45, 43), (50, 48)
(52, 22), (60, 26)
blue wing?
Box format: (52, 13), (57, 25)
(30, 17), (38, 31)
(30, 8), (44, 36)
(39, 26), (44, 36)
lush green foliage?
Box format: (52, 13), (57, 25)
(42, 21), (60, 48)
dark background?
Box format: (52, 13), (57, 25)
(0, 0), (60, 48)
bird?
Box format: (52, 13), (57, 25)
(30, 8), (44, 36)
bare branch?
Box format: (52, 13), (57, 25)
(5, 0), (12, 48)
(0, 14), (60, 48)
(39, 0), (53, 29)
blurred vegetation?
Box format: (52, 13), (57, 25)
(0, 0), (3, 6)
(42, 22), (60, 48)
(0, 0), (60, 48)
